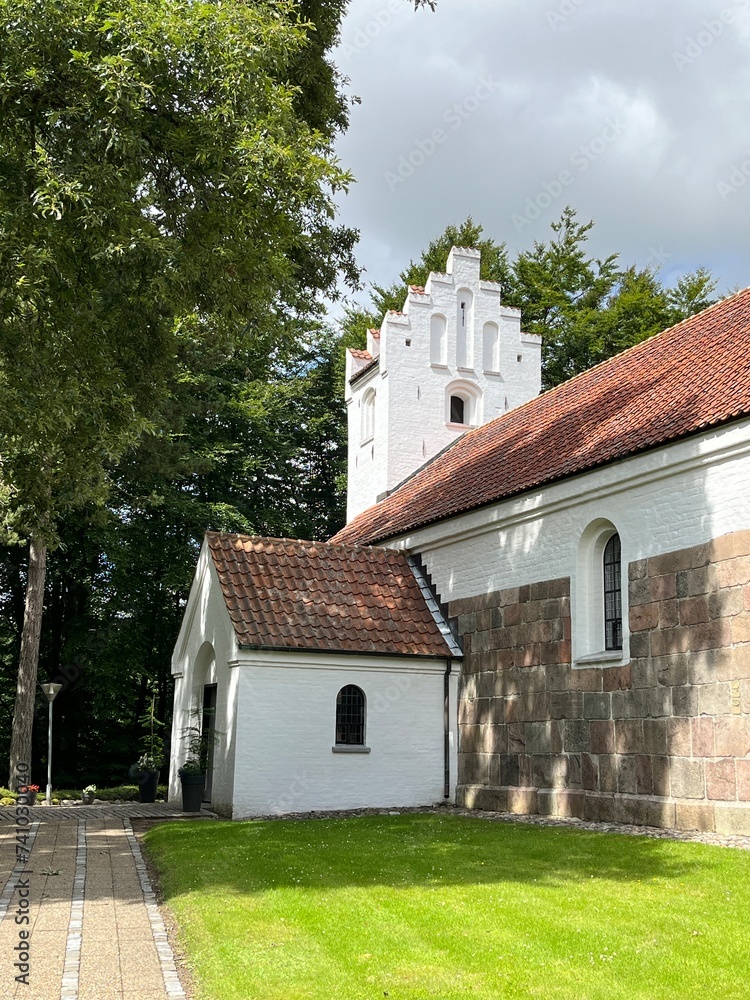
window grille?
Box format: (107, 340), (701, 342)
(335, 685), (365, 745)
(603, 533), (623, 650)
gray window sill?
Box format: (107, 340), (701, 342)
(332, 745), (371, 754)
(575, 650), (624, 667)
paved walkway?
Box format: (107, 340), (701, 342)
(0, 805), (210, 999)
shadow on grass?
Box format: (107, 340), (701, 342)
(142, 812), (729, 902)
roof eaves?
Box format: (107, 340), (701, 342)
(350, 356), (380, 386)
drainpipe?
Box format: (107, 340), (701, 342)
(444, 657), (453, 799)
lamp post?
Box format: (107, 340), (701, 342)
(40, 683), (63, 805)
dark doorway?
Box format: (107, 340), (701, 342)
(202, 684), (217, 803)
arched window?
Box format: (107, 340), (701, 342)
(361, 389), (375, 444)
(604, 533), (623, 650)
(430, 314), (447, 365)
(446, 380), (481, 427)
(335, 685), (365, 746)
(575, 519), (626, 662)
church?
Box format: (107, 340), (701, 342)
(169, 246), (750, 836)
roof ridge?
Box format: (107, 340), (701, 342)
(206, 531), (400, 555)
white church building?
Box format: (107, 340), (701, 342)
(170, 247), (750, 835)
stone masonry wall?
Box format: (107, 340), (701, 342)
(450, 529), (750, 835)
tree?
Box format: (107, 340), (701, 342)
(0, 0), (358, 786)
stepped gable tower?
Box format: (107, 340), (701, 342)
(345, 246), (542, 522)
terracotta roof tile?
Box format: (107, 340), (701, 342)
(349, 348), (373, 361)
(410, 285), (427, 295)
(368, 328), (381, 339)
(334, 288), (750, 546)
(349, 355), (379, 385)
(206, 533), (455, 658)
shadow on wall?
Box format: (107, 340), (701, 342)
(141, 812), (720, 901)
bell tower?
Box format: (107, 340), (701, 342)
(345, 247), (542, 522)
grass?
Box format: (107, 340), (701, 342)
(144, 813), (750, 1000)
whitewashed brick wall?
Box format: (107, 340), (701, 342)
(231, 650), (459, 818)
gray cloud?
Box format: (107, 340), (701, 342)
(332, 0), (750, 308)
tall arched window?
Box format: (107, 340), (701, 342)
(335, 685), (365, 746)
(603, 533), (623, 650)
(361, 389), (375, 444)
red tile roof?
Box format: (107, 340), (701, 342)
(334, 288), (750, 546)
(410, 285), (427, 295)
(368, 328), (381, 339)
(206, 533), (455, 657)
(349, 348), (373, 361)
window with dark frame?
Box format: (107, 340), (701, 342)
(603, 533), (623, 650)
(450, 395), (465, 424)
(335, 685), (365, 745)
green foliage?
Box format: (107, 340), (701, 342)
(0, 0), (357, 546)
(179, 723), (214, 776)
(145, 814), (750, 1000)
(134, 694), (165, 772)
(53, 784), (167, 801)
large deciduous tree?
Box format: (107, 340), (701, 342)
(0, 0), (358, 786)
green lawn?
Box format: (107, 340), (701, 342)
(144, 814), (750, 1000)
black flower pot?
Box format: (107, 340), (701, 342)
(180, 772), (205, 812)
(138, 770), (160, 804)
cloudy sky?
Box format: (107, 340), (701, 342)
(332, 0), (750, 311)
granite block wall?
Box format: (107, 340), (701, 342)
(450, 529), (750, 835)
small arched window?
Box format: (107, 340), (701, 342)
(450, 395), (465, 424)
(603, 533), (623, 650)
(361, 389), (375, 444)
(335, 685), (365, 746)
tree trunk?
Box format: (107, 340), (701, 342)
(8, 534), (47, 790)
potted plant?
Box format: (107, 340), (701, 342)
(129, 696), (165, 803)
(19, 784), (39, 806)
(81, 784), (96, 805)
(178, 725), (211, 812)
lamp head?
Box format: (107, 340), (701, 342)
(41, 682), (63, 703)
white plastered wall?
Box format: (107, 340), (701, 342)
(230, 649), (459, 818)
(379, 419), (750, 665)
(345, 247), (542, 521)
(169, 540), (240, 815)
